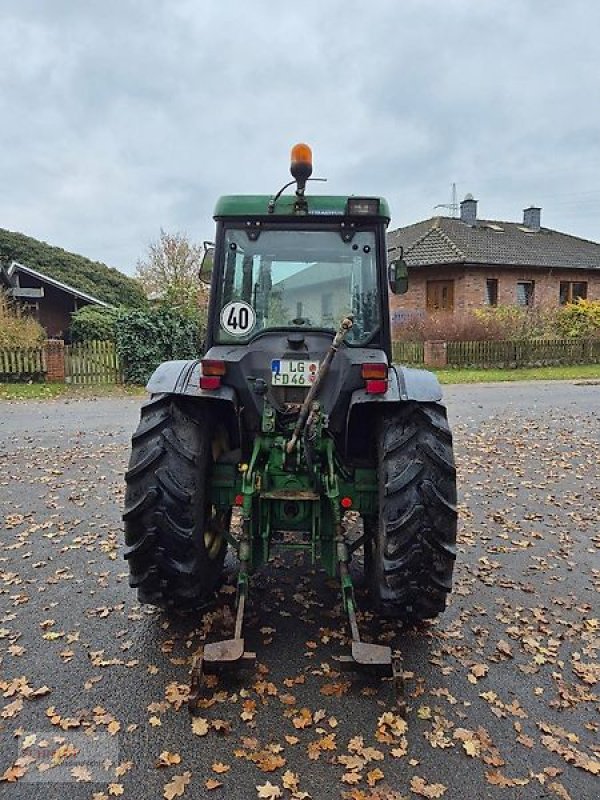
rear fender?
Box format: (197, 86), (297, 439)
(345, 365), (443, 454)
(146, 359), (237, 406)
(147, 360), (239, 449)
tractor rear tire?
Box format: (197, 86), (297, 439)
(123, 394), (226, 612)
(371, 402), (457, 622)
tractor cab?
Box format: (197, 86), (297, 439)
(204, 144), (405, 357)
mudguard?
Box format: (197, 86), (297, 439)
(146, 359), (237, 405)
(349, 364), (443, 408)
(345, 365), (443, 452)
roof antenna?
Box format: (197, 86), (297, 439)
(434, 182), (458, 217)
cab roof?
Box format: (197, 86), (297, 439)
(214, 194), (391, 222)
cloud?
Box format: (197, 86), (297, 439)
(1, 0), (599, 272)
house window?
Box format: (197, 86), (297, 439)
(426, 280), (454, 311)
(485, 278), (498, 306)
(559, 281), (587, 305)
(516, 281), (535, 307)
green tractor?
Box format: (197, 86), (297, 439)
(123, 144), (457, 705)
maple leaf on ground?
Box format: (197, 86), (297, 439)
(292, 708), (313, 729)
(496, 639), (513, 657)
(205, 778), (223, 790)
(391, 739), (408, 758)
(377, 711), (408, 737)
(320, 681), (349, 697)
(165, 683), (189, 710)
(211, 762), (230, 774)
(115, 761), (134, 778)
(282, 770), (299, 791)
(486, 771), (529, 787)
(108, 785), (124, 797)
(1, 763), (27, 782)
(256, 780), (282, 799)
(211, 718), (231, 735)
(191, 717), (209, 736)
(469, 663), (488, 682)
(164, 771), (192, 799)
(71, 765), (93, 782)
(366, 768), (384, 787)
(548, 781), (573, 800)
(156, 751), (182, 768)
(410, 776), (447, 798)
(1, 697), (24, 718)
(255, 752), (286, 772)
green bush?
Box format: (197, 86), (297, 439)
(115, 306), (205, 384)
(554, 299), (600, 339)
(473, 305), (557, 340)
(70, 305), (120, 343)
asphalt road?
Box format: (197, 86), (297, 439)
(0, 382), (598, 799)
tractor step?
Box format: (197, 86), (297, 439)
(338, 647), (406, 715)
(338, 541), (406, 714)
(188, 563), (256, 713)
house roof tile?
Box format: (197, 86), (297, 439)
(388, 217), (600, 270)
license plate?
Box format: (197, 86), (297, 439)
(271, 359), (319, 387)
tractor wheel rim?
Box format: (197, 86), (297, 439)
(204, 528), (223, 559)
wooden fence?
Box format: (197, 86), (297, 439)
(2, 338), (599, 383)
(0, 346), (46, 380)
(392, 338), (600, 368)
(391, 341), (425, 364)
(445, 338), (600, 368)
(65, 340), (122, 385)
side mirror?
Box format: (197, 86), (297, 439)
(388, 257), (408, 295)
(199, 241), (215, 285)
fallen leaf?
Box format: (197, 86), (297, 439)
(366, 767), (384, 787)
(410, 776), (447, 797)
(156, 751), (182, 768)
(191, 717), (209, 737)
(164, 771), (192, 799)
(71, 765), (93, 782)
(256, 780), (282, 799)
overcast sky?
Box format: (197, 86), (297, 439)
(2, 0), (600, 274)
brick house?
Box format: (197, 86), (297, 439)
(1, 261), (111, 338)
(388, 197), (600, 325)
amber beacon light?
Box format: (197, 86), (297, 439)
(290, 143), (313, 191)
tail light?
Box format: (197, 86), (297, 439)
(201, 359), (226, 376)
(361, 362), (388, 394)
(361, 363), (387, 379)
(200, 359), (225, 390)
(365, 379), (388, 394)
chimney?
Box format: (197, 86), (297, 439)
(523, 206), (541, 231)
(460, 194), (478, 225)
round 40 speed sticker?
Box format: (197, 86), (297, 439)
(220, 301), (256, 337)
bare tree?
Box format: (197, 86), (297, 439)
(135, 229), (205, 305)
